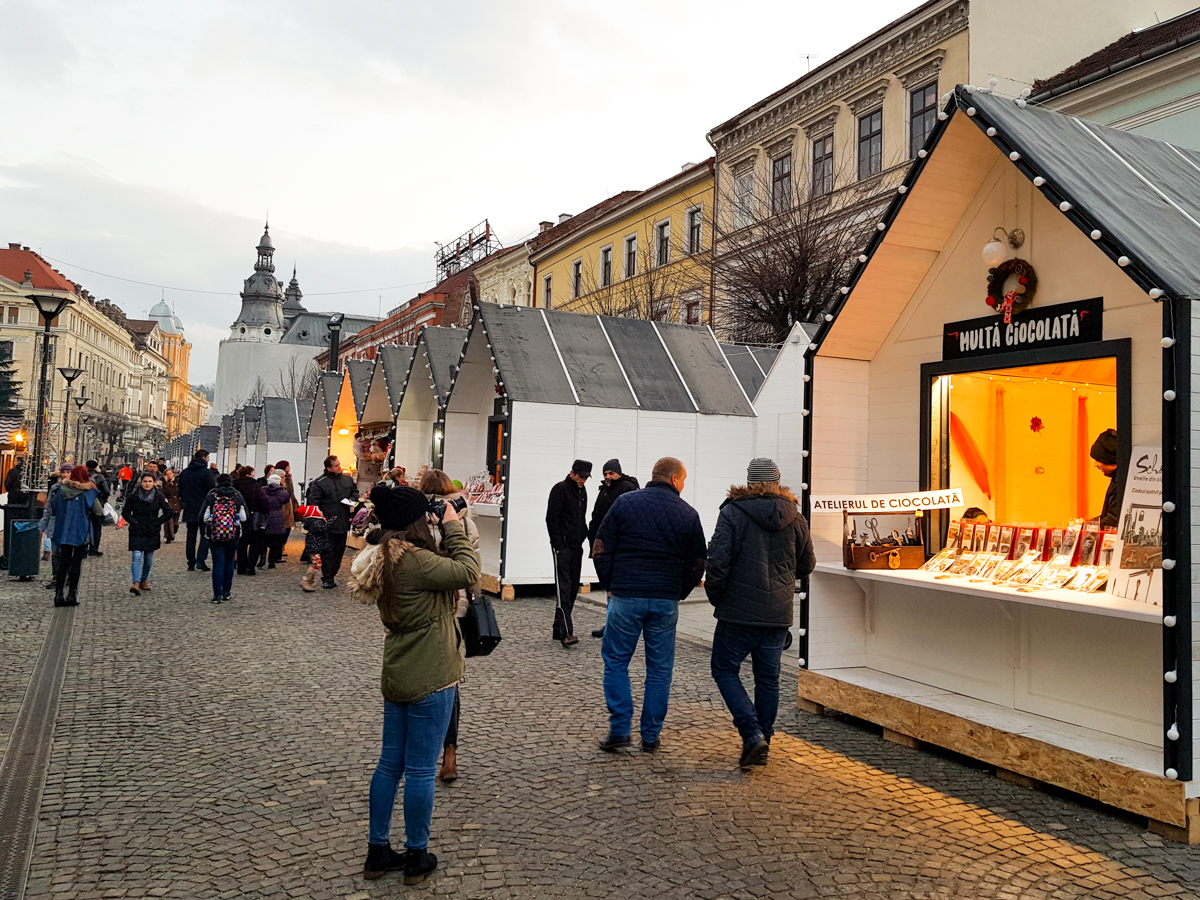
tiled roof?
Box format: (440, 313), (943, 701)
(527, 191), (640, 254)
(125, 320), (159, 334)
(0, 245), (78, 293)
(1031, 9), (1200, 99)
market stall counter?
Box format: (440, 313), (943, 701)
(796, 85), (1200, 840)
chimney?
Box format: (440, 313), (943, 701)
(681, 162), (696, 171)
(558, 213), (572, 224)
(8, 243), (20, 250)
(539, 221), (553, 233)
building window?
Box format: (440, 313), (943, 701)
(687, 208), (702, 254)
(733, 170), (755, 229)
(0, 341), (12, 361)
(7, 307), (17, 324)
(771, 153), (792, 213)
(812, 135), (834, 198)
(600, 247), (613, 287)
(656, 222), (670, 266)
(682, 295), (701, 325)
(624, 236), (637, 278)
(572, 260), (582, 298)
(542, 274), (552, 308)
(858, 109), (883, 179)
(910, 82), (938, 158)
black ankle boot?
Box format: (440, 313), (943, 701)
(53, 588), (65, 607)
(363, 842), (406, 880)
(404, 848), (437, 884)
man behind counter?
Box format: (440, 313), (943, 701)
(1089, 428), (1123, 529)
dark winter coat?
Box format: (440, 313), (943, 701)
(161, 478), (182, 513)
(302, 516), (332, 555)
(306, 472), (359, 533)
(50, 481), (99, 547)
(234, 475), (268, 527)
(704, 482), (816, 628)
(545, 476), (588, 551)
(177, 459), (216, 523)
(121, 487), (175, 552)
(262, 483), (290, 535)
(588, 474), (640, 544)
(1099, 470), (1123, 529)
(594, 479), (707, 601)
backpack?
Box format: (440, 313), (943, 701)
(208, 494), (240, 543)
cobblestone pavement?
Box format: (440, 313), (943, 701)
(2, 536), (1199, 899)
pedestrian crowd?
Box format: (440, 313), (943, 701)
(10, 445), (814, 888)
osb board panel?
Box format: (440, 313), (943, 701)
(797, 668), (1187, 827)
(480, 572), (502, 595)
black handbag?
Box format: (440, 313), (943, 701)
(461, 592), (502, 657)
(250, 511), (268, 531)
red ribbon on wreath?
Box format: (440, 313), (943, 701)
(1000, 289), (1018, 324)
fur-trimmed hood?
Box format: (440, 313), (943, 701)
(721, 482), (799, 532)
(349, 537), (413, 604)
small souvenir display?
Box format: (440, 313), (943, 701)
(842, 512), (925, 570)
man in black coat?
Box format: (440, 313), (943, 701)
(586, 458), (639, 639)
(705, 458), (815, 769)
(85, 460), (110, 556)
(1089, 428), (1124, 529)
(305, 454), (359, 588)
(545, 459), (591, 647)
(177, 450), (217, 571)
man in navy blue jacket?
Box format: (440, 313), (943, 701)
(593, 456), (706, 753)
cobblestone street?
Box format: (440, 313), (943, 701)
(2, 537), (1199, 899)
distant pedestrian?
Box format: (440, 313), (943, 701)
(262, 473), (290, 567)
(276, 460), (297, 537)
(545, 459), (591, 647)
(705, 458), (815, 768)
(39, 464), (75, 583)
(305, 455), (359, 588)
(296, 504), (329, 592)
(86, 459), (110, 556)
(586, 459), (640, 639)
(50, 466), (101, 607)
(357, 485), (478, 884)
(594, 457), (706, 753)
(178, 450), (216, 571)
(121, 472), (175, 595)
(202, 473), (247, 603)
(161, 468), (181, 543)
(233, 466), (267, 576)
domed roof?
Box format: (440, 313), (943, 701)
(149, 299), (181, 334)
(257, 224), (274, 253)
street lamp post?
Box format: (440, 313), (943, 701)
(58, 367), (84, 465)
(73, 396), (88, 466)
(27, 294), (74, 492)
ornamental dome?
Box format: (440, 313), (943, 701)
(149, 299), (181, 334)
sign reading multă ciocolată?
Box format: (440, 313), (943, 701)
(811, 489), (964, 513)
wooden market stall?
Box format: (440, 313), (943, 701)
(437, 302), (756, 594)
(304, 373), (343, 486)
(797, 84), (1200, 839)
(354, 345), (414, 488)
(390, 326), (470, 479)
(254, 397), (311, 486)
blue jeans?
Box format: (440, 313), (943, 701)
(210, 542), (236, 597)
(368, 689), (456, 849)
(710, 621), (789, 746)
(131, 550), (154, 583)
(601, 596), (679, 743)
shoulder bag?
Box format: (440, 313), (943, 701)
(460, 591), (502, 657)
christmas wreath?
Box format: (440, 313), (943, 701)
(985, 258), (1037, 323)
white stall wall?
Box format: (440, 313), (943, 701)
(392, 418), (433, 476)
(305, 432), (327, 485)
(753, 336), (810, 493)
(262, 442), (307, 487)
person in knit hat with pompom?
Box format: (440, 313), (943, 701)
(297, 505), (330, 592)
(705, 458), (814, 770)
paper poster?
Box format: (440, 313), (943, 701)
(1109, 446), (1163, 607)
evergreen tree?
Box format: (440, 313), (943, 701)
(0, 350), (22, 411)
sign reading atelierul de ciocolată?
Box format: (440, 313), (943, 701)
(942, 298), (1103, 361)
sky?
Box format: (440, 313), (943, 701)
(1, 0), (920, 382)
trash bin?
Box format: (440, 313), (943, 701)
(9, 520), (41, 579)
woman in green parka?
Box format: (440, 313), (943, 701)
(350, 484), (480, 885)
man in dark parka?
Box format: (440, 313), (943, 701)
(705, 458), (815, 769)
(545, 459), (591, 647)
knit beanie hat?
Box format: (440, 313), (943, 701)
(268, 473), (282, 485)
(296, 504), (324, 519)
(603, 458), (622, 475)
(370, 484), (428, 530)
(747, 458), (781, 483)
(1089, 429), (1118, 466)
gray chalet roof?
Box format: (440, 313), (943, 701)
(377, 344), (415, 413)
(422, 326), (471, 406)
(240, 405), (261, 445)
(473, 303), (754, 416)
(281, 312), (382, 347)
(345, 358), (374, 418)
(721, 344), (772, 400)
(260, 396), (309, 443)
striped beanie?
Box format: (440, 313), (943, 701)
(747, 458), (780, 484)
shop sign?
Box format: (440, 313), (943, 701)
(1109, 446), (1163, 607)
(943, 298), (1102, 360)
(811, 488), (964, 513)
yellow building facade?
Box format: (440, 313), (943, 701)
(531, 160), (713, 325)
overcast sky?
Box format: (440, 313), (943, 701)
(2, 0), (918, 382)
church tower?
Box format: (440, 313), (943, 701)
(230, 224), (286, 341)
(282, 264), (308, 325)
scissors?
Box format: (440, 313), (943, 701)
(864, 518), (882, 544)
